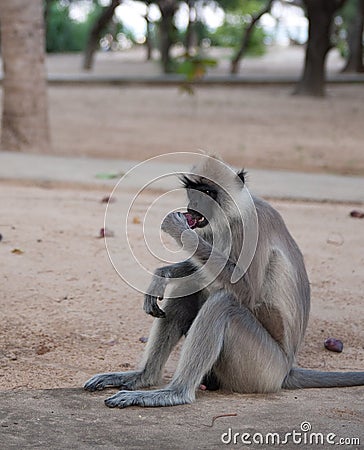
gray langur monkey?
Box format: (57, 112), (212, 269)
(84, 156), (364, 408)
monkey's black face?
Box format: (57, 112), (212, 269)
(180, 175), (218, 229)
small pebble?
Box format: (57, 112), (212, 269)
(350, 210), (364, 219)
(324, 337), (343, 353)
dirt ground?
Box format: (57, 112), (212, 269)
(41, 48), (364, 176)
(1, 50), (363, 393)
(47, 83), (364, 176)
(1, 182), (363, 391)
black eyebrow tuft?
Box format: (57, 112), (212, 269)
(237, 169), (247, 184)
(179, 174), (203, 190)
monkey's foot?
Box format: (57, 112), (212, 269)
(84, 371), (147, 392)
(104, 388), (194, 408)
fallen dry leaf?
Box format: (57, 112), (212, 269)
(98, 227), (114, 238)
(11, 248), (24, 255)
(101, 196), (116, 204)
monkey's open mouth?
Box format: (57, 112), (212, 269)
(183, 212), (208, 229)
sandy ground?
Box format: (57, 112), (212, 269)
(0, 49), (363, 394)
(1, 182), (363, 391)
(45, 45), (346, 78)
(47, 84), (364, 176)
(34, 48), (364, 176)
(2, 49), (363, 174)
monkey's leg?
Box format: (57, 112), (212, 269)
(84, 294), (201, 392)
(103, 290), (234, 407)
(213, 312), (290, 394)
(104, 290), (289, 407)
(173, 291), (290, 395)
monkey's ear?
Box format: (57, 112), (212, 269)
(237, 169), (247, 184)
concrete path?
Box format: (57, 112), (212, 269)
(1, 151), (363, 203)
(1, 387), (363, 449)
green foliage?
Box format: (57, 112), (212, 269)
(176, 20), (211, 47)
(209, 22), (266, 56)
(46, 1), (101, 53)
(176, 53), (217, 80)
(340, 0), (358, 25)
(208, 0), (268, 55)
(333, 0), (359, 58)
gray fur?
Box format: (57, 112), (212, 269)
(84, 157), (364, 408)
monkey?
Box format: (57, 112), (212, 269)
(84, 155), (364, 408)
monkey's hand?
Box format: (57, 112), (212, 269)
(161, 212), (190, 244)
(144, 293), (165, 318)
(143, 267), (169, 318)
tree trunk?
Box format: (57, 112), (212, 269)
(158, 1), (178, 73)
(231, 0), (274, 75)
(44, 0), (54, 25)
(295, 0), (347, 97)
(145, 4), (153, 61)
(145, 19), (153, 61)
(0, 0), (50, 152)
(83, 0), (121, 71)
(342, 0), (364, 73)
(185, 0), (196, 55)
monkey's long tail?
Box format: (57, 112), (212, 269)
(282, 368), (364, 389)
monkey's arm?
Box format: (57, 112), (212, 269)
(144, 260), (197, 318)
(162, 212), (247, 291)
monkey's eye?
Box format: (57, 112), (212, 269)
(201, 188), (217, 199)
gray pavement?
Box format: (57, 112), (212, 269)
(45, 72), (364, 87)
(1, 151), (363, 449)
(1, 387), (363, 449)
(1, 151), (363, 203)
